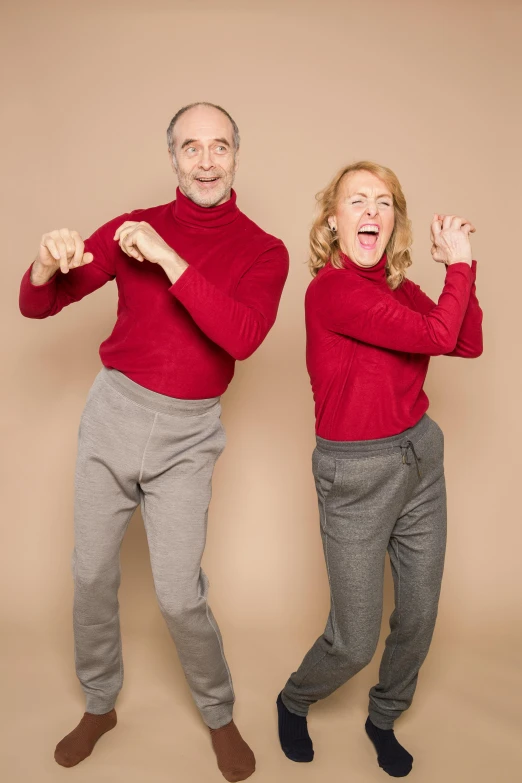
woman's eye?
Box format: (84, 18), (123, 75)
(352, 200), (363, 204)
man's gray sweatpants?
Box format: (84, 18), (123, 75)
(281, 414), (447, 729)
(72, 368), (234, 729)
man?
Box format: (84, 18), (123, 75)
(19, 102), (289, 782)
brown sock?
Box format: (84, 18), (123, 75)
(54, 709), (117, 767)
(210, 720), (256, 782)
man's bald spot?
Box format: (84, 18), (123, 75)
(167, 102), (240, 155)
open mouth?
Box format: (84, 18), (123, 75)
(195, 176), (220, 187)
(357, 224), (380, 250)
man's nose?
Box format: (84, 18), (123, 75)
(199, 148), (213, 169)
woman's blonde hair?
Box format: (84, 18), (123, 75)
(309, 161), (413, 289)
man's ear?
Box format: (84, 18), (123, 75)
(233, 149), (240, 173)
(168, 149), (178, 175)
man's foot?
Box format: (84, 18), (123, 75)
(54, 709), (117, 767)
(276, 691), (314, 762)
(365, 717), (413, 777)
(210, 720), (256, 782)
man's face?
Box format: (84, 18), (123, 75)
(170, 105), (239, 207)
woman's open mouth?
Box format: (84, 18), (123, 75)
(357, 224), (380, 250)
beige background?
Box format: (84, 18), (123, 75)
(2, 1), (521, 781)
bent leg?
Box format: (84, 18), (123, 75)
(282, 448), (408, 716)
(369, 421), (447, 729)
(73, 373), (150, 714)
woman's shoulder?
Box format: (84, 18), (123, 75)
(306, 264), (379, 314)
(308, 263), (368, 291)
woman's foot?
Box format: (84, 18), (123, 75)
(276, 691), (314, 762)
(365, 717), (413, 777)
(210, 720), (256, 781)
(54, 709), (117, 767)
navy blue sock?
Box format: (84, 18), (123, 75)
(365, 717), (413, 777)
(276, 692), (314, 763)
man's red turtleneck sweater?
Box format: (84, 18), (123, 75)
(306, 252), (483, 441)
(19, 189), (289, 398)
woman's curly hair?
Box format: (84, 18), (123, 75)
(309, 161), (413, 289)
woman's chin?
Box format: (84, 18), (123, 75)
(353, 252), (381, 268)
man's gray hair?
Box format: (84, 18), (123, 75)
(166, 102), (240, 155)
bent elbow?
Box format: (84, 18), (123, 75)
(232, 342), (259, 361)
(437, 337), (458, 355)
(19, 303), (42, 319)
(19, 304), (53, 320)
(230, 320), (269, 361)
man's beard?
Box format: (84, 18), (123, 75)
(176, 165), (235, 207)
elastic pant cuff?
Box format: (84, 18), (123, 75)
(85, 696), (118, 715)
(280, 690), (309, 717)
(202, 702), (235, 730)
(368, 710), (396, 730)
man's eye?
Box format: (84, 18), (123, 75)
(216, 146), (226, 152)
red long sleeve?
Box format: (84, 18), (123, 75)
(316, 263), (474, 355)
(19, 190), (289, 398)
(19, 214), (123, 319)
(306, 252), (482, 440)
(401, 260), (483, 358)
(169, 245), (288, 360)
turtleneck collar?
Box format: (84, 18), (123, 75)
(172, 187), (240, 229)
(339, 250), (388, 282)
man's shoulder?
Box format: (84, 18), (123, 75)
(237, 210), (287, 254)
(126, 201), (174, 223)
(89, 201), (173, 238)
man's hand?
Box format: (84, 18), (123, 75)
(31, 229), (93, 285)
(430, 214), (475, 267)
(114, 221), (188, 284)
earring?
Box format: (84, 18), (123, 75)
(330, 224), (337, 232)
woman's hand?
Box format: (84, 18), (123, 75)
(431, 214), (475, 266)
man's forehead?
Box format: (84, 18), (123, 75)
(174, 108), (234, 144)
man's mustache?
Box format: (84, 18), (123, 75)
(192, 169), (225, 179)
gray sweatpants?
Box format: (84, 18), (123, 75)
(282, 414), (447, 729)
(72, 368), (234, 729)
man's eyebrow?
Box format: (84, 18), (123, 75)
(180, 137), (232, 150)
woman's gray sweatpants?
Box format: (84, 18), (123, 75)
(281, 414), (447, 730)
(72, 368), (234, 729)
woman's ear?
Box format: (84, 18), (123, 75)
(328, 218), (337, 232)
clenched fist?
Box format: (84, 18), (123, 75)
(431, 214), (475, 267)
(31, 229), (93, 285)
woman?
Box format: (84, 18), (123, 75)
(276, 161), (483, 777)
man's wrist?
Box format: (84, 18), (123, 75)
(160, 249), (189, 285)
(30, 260), (58, 286)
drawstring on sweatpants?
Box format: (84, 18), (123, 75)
(400, 439), (422, 478)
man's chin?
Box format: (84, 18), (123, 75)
(186, 185), (230, 208)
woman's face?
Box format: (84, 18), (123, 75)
(329, 170), (395, 267)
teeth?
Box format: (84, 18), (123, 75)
(359, 226), (379, 234)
